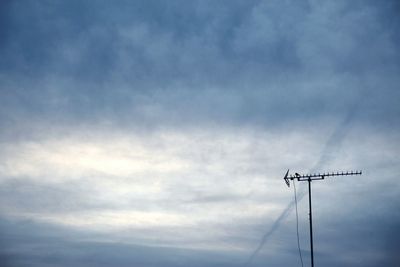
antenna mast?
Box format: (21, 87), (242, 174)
(283, 170), (362, 267)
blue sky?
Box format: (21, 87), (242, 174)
(0, 1), (399, 266)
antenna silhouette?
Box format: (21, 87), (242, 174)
(283, 170), (362, 267)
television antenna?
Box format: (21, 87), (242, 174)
(283, 170), (362, 267)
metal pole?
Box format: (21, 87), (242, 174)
(308, 178), (314, 267)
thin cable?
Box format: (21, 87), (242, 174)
(293, 181), (304, 267)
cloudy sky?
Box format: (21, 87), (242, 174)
(0, 0), (399, 266)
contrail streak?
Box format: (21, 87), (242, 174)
(244, 193), (305, 266)
(244, 103), (360, 266)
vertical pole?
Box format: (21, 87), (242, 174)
(308, 178), (314, 267)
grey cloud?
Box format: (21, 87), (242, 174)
(0, 1), (399, 267)
(0, 216), (248, 267)
(0, 175), (195, 214)
(0, 178), (115, 213)
(0, 0), (399, 131)
(313, 211), (400, 267)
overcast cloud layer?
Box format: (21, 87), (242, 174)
(0, 1), (399, 267)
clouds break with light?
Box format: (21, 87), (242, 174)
(0, 1), (399, 267)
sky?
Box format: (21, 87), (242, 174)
(0, 0), (399, 266)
